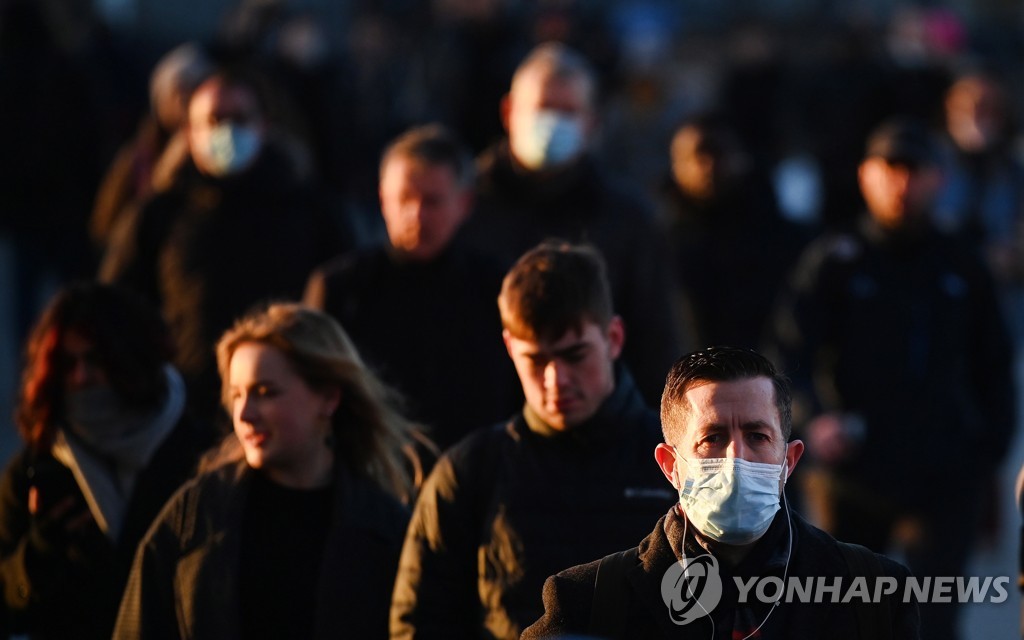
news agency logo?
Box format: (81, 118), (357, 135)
(660, 557), (1012, 625)
(660, 554), (723, 626)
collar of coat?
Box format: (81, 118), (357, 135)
(520, 363), (648, 446)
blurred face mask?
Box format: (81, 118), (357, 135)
(201, 122), (263, 177)
(511, 109), (585, 171)
(676, 454), (786, 545)
(65, 386), (136, 443)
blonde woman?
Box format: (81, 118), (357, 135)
(114, 303), (421, 639)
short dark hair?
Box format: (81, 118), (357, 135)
(498, 242), (614, 343)
(379, 124), (475, 188)
(16, 283), (175, 451)
(660, 346), (792, 445)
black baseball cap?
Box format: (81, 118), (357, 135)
(864, 118), (940, 168)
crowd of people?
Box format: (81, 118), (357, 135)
(0, 0), (1022, 638)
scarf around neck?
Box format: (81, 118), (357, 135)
(52, 364), (186, 542)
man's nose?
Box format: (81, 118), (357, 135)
(544, 360), (570, 390)
(405, 199), (427, 224)
(890, 166), (912, 193)
(725, 437), (746, 460)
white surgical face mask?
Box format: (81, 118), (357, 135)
(676, 454), (786, 546)
(511, 108), (584, 171)
(202, 122), (262, 177)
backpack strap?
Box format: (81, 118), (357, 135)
(836, 541), (893, 640)
(588, 547), (639, 638)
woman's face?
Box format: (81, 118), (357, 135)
(228, 342), (338, 488)
(61, 331), (109, 393)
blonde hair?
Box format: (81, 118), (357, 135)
(213, 302), (427, 501)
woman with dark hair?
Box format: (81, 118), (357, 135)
(114, 303), (424, 639)
(0, 283), (212, 639)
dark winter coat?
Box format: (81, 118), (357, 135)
(390, 367), (676, 639)
(98, 146), (342, 416)
(113, 459), (409, 640)
(660, 176), (813, 350)
(304, 244), (520, 451)
(769, 215), (1015, 503)
(522, 506), (920, 639)
(0, 417), (210, 640)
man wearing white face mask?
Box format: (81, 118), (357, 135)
(100, 66), (344, 423)
(524, 347), (919, 639)
(458, 42), (685, 407)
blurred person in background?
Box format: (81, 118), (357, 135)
(304, 124), (519, 452)
(0, 283), (211, 639)
(99, 66), (346, 424)
(114, 303), (420, 639)
(934, 70), (1024, 343)
(89, 42), (213, 253)
(661, 113), (813, 350)
(769, 118), (1015, 640)
(457, 41), (684, 404)
(216, 0), (380, 246)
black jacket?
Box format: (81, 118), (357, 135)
(99, 146), (342, 417)
(769, 216), (1015, 501)
(304, 245), (520, 451)
(0, 417), (210, 640)
(390, 367), (676, 639)
(113, 460), (409, 640)
(457, 142), (684, 404)
(660, 176), (813, 350)
(522, 506), (920, 639)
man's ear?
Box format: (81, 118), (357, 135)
(502, 328), (514, 358)
(606, 315), (625, 360)
(500, 94), (512, 133)
(784, 439), (805, 480)
(654, 443), (680, 488)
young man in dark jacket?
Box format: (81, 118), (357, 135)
(390, 242), (675, 639)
